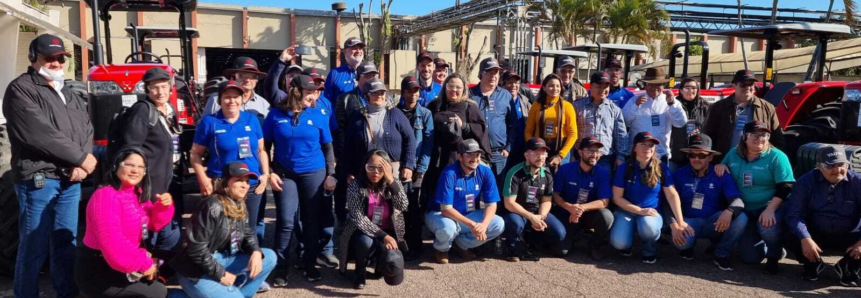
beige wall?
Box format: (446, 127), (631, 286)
(197, 8), (242, 48)
(249, 12), (290, 50)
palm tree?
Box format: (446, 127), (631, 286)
(604, 0), (670, 58)
(528, 0), (601, 48)
(828, 0), (858, 25)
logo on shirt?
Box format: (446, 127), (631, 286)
(321, 109), (327, 115)
(455, 187), (463, 191)
(307, 120), (313, 125)
(569, 182), (577, 186)
(475, 184), (480, 191)
(278, 120), (289, 124)
(709, 183), (714, 189)
(245, 126), (251, 131)
(752, 166), (766, 170)
(589, 182), (594, 188)
(215, 129), (226, 134)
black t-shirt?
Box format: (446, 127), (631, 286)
(503, 162), (554, 213)
(122, 102), (176, 196)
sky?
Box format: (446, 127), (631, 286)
(207, 0), (847, 16)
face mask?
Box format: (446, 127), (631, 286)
(345, 54), (363, 67)
(38, 67), (65, 90)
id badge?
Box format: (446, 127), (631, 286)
(33, 173), (45, 189)
(372, 205), (384, 226)
(526, 186), (539, 203)
(172, 135), (181, 163)
(237, 137), (253, 159)
(488, 101), (495, 111)
(577, 188), (590, 204)
(544, 123), (556, 138)
(229, 229), (240, 255)
(692, 193), (705, 210)
(141, 220), (149, 241)
(736, 114), (748, 131)
(686, 120), (697, 135)
(743, 172), (753, 188)
(651, 114), (661, 127)
(465, 194), (476, 212)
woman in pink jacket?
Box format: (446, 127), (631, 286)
(75, 147), (175, 297)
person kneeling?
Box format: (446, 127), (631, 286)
(670, 134), (748, 271)
(501, 138), (566, 262)
(337, 150), (408, 289)
(171, 162), (276, 297)
(425, 139), (506, 264)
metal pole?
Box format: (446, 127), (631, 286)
(815, 35), (828, 82)
(91, 0), (104, 65)
(682, 29), (690, 79)
(737, 0), (749, 69)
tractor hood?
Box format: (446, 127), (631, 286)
(88, 63), (176, 93)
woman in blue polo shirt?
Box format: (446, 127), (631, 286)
(263, 75), (337, 286)
(610, 132), (690, 264)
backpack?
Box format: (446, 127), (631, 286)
(106, 99), (160, 161)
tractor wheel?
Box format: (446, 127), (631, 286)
(0, 125), (18, 277)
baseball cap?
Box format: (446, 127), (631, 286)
(302, 68), (325, 83)
(557, 56), (577, 68)
(502, 70), (522, 82)
(457, 139), (482, 154)
(416, 51), (433, 63)
(732, 69), (758, 83)
(590, 72), (611, 84)
(525, 137), (550, 151)
(604, 58), (622, 69)
(434, 58), (449, 68)
(218, 80), (246, 97)
(633, 132), (660, 145)
(681, 133), (720, 155)
(142, 67), (171, 83)
(344, 37), (366, 48)
(363, 78), (387, 93)
(381, 249), (405, 286)
(291, 75), (324, 90)
(401, 76), (421, 91)
(221, 162), (259, 181)
(357, 61), (379, 76)
(817, 145), (849, 166)
(31, 34), (71, 57)
(743, 120), (770, 134)
(479, 58), (502, 72)
(578, 136), (605, 150)
(224, 56), (266, 78)
(286, 64), (303, 74)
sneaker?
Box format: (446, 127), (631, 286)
(435, 250), (450, 264)
(642, 256), (657, 264)
(505, 251), (520, 262)
(764, 257), (781, 275)
(835, 257), (860, 287)
(589, 245), (605, 261)
(353, 274), (366, 289)
(680, 248), (695, 260)
(271, 271), (289, 288)
(521, 248), (540, 262)
(317, 254), (339, 269)
(802, 261), (825, 281)
(713, 257), (734, 271)
(257, 281), (271, 293)
(619, 249), (633, 257)
(454, 244), (476, 260)
(304, 266), (323, 282)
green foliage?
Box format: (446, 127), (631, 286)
(604, 0), (670, 59)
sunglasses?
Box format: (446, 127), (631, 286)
(365, 164), (385, 174)
(688, 153), (711, 160)
(43, 55), (67, 63)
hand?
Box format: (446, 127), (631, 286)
(679, 221), (695, 238)
(671, 225), (688, 246)
(156, 193), (173, 207)
(639, 208), (659, 217)
(664, 89), (676, 103)
(81, 153), (98, 174)
(530, 214), (547, 231)
(142, 264), (158, 281)
(454, 115), (463, 127)
(548, 155), (562, 168)
(801, 238), (823, 263)
(347, 175), (356, 184)
(615, 159), (624, 169)
(635, 95), (647, 106)
(220, 272), (237, 286)
(568, 213), (580, 224)
(471, 222), (488, 242)
(280, 46), (296, 62)
(254, 175), (268, 195)
(247, 251), (263, 278)
(324, 175), (337, 191)
(269, 173), (283, 192)
(401, 168), (413, 182)
(383, 235), (399, 250)
(70, 167), (87, 182)
(846, 241), (861, 260)
(571, 204), (586, 217)
(198, 175), (214, 196)
(759, 208), (776, 228)
(714, 164), (730, 177)
(715, 210), (733, 232)
(501, 150), (509, 157)
(381, 161), (395, 185)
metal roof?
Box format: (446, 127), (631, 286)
(515, 50), (589, 59)
(563, 44), (650, 54)
(124, 26), (200, 39)
(708, 22), (854, 39)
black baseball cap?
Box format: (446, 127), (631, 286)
(578, 136), (605, 150)
(221, 162), (259, 181)
(525, 137), (550, 151)
(681, 133), (720, 155)
(817, 145), (849, 166)
(434, 58), (449, 68)
(743, 120), (770, 134)
(223, 56), (267, 78)
(363, 78), (387, 93)
(416, 51), (433, 63)
(457, 139), (482, 154)
(604, 58), (622, 69)
(633, 132), (660, 145)
(344, 37), (366, 48)
(291, 75), (324, 90)
(302, 68), (325, 83)
(502, 70), (522, 82)
(357, 61), (379, 76)
(479, 58), (502, 72)
(401, 76), (421, 91)
(286, 64), (303, 74)
(557, 56), (577, 68)
(31, 34), (71, 58)
(381, 249), (405, 286)
(590, 71), (611, 84)
(142, 67), (171, 83)
(732, 69), (758, 83)
(218, 80), (246, 97)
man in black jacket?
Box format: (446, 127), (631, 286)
(2, 34), (96, 298)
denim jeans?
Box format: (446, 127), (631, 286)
(674, 211), (749, 258)
(14, 179), (80, 298)
(244, 182), (266, 242)
(738, 207), (784, 264)
(609, 209), (663, 257)
(502, 212), (565, 251)
(425, 210), (505, 252)
(273, 168), (327, 269)
(175, 249), (276, 298)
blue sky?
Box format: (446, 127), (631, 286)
(207, 0), (846, 16)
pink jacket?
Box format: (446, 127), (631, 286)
(83, 185), (174, 273)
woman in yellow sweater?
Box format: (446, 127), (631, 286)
(525, 74), (578, 171)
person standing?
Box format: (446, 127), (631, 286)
(416, 52), (441, 106)
(525, 74), (578, 171)
(573, 72), (628, 170)
(324, 37), (365, 101)
(203, 56), (270, 123)
(556, 56), (588, 102)
(622, 67), (687, 162)
(604, 58), (635, 109)
(3, 34), (95, 298)
(469, 58), (516, 179)
(501, 70), (531, 168)
(669, 77), (710, 171)
(432, 58), (449, 86)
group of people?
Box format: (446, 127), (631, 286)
(4, 34), (861, 298)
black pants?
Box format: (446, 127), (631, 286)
(74, 246), (167, 298)
(404, 179), (425, 254)
(350, 231), (395, 275)
(552, 207), (614, 248)
(785, 229), (861, 269)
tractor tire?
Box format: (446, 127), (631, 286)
(795, 143), (861, 176)
(0, 124), (18, 277)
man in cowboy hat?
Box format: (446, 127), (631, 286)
(203, 56), (270, 123)
(703, 69), (783, 158)
(670, 133), (747, 271)
(622, 67), (688, 163)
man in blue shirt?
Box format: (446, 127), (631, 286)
(469, 58), (516, 180)
(574, 71), (628, 170)
(416, 51), (441, 106)
(552, 137), (615, 260)
(323, 37), (364, 101)
(604, 58), (635, 109)
(502, 70), (530, 168)
(425, 139), (505, 264)
(785, 146), (861, 286)
(670, 133), (748, 271)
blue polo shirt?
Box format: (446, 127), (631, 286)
(193, 111), (263, 183)
(419, 82), (442, 107)
(310, 94), (338, 133)
(612, 161), (674, 209)
(608, 86), (635, 109)
(323, 64), (357, 102)
(553, 162), (612, 204)
(430, 162), (500, 214)
(262, 107), (332, 174)
(671, 165), (741, 219)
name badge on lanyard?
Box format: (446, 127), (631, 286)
(743, 172), (754, 188)
(526, 186), (539, 204)
(651, 114), (661, 127)
(686, 120), (697, 135)
(544, 123), (556, 138)
(237, 136), (253, 159)
(172, 135), (181, 163)
(141, 219), (149, 241)
(372, 205), (384, 226)
(692, 193), (705, 210)
(577, 188), (590, 204)
(465, 193), (476, 212)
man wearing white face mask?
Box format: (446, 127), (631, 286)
(2, 33), (96, 298)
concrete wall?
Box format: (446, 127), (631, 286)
(197, 8), (243, 48)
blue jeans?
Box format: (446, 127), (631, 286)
(175, 249), (276, 298)
(609, 209), (663, 257)
(244, 182), (266, 242)
(14, 179), (80, 298)
(425, 210), (505, 252)
(273, 168), (327, 269)
(490, 150), (508, 176)
(674, 211), (749, 258)
(738, 207), (784, 264)
(502, 212), (566, 251)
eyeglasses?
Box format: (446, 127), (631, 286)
(824, 163), (848, 170)
(581, 148), (602, 155)
(528, 151), (549, 157)
(446, 84), (464, 91)
(43, 55), (67, 63)
(746, 132), (771, 141)
(365, 164), (385, 174)
(120, 162), (147, 172)
(682, 86), (698, 91)
(463, 152), (482, 159)
(369, 91), (387, 97)
(688, 153), (711, 160)
(237, 73), (259, 81)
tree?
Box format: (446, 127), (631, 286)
(529, 0), (602, 48)
(451, 24), (488, 83)
(604, 0), (670, 58)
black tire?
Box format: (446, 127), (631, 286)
(0, 124), (18, 277)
